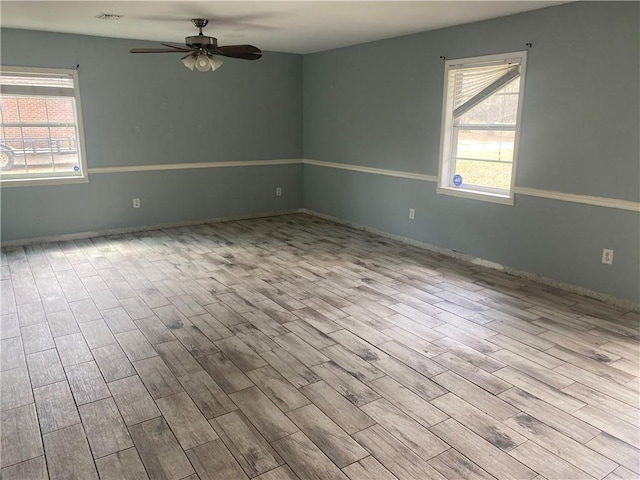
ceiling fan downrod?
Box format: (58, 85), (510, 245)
(192, 19), (208, 34)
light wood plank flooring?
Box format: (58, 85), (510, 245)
(1, 213), (638, 480)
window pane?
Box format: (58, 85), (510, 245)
(454, 159), (513, 191)
(455, 129), (515, 162)
(45, 98), (75, 123)
(1, 94), (80, 176)
(1, 126), (80, 176)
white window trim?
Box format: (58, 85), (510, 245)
(0, 66), (89, 187)
(437, 51), (527, 206)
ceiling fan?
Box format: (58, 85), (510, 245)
(130, 19), (262, 72)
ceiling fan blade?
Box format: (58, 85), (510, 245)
(160, 43), (193, 52)
(212, 45), (262, 60)
(130, 48), (193, 54)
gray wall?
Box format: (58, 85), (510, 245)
(303, 2), (640, 303)
(1, 29), (303, 240)
(2, 2), (639, 304)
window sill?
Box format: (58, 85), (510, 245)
(437, 186), (514, 206)
(0, 175), (89, 187)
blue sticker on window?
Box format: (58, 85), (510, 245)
(453, 174), (463, 186)
(73, 166), (80, 172)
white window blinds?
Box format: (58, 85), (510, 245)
(0, 72), (76, 97)
(452, 62), (520, 118)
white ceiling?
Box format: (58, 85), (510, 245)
(1, 1), (568, 54)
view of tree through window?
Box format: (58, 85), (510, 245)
(453, 80), (519, 190)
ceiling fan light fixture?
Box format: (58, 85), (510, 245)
(193, 53), (223, 72)
(209, 56), (224, 72)
(195, 53), (211, 72)
(181, 53), (197, 71)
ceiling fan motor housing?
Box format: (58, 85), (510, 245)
(186, 35), (217, 48)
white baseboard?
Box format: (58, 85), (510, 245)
(0, 210), (301, 247)
(299, 209), (640, 312)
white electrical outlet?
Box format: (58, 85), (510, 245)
(276, 187), (282, 197)
(409, 208), (415, 220)
(602, 248), (613, 265)
(133, 198), (140, 209)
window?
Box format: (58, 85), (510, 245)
(438, 52), (526, 204)
(0, 66), (88, 185)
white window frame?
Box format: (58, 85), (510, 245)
(437, 51), (527, 205)
(0, 66), (88, 187)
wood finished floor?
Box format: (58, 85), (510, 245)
(1, 213), (639, 480)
